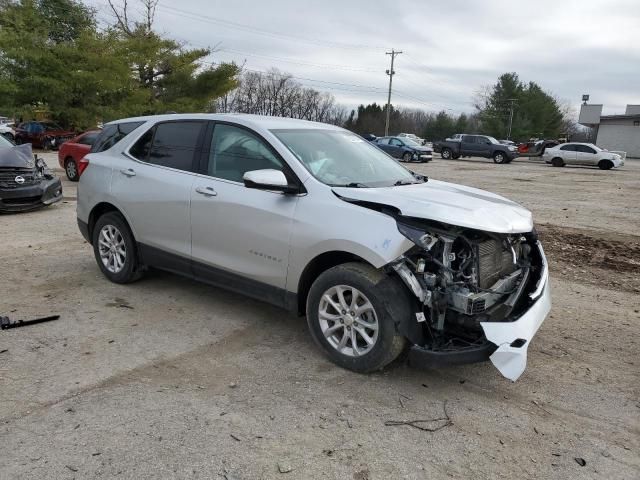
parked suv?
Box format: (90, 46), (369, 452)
(77, 114), (550, 381)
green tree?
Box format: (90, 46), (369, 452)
(475, 72), (564, 140)
(0, 0), (138, 127)
(107, 0), (239, 114)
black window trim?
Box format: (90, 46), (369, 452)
(92, 121), (146, 154)
(124, 119), (208, 175)
(196, 120), (306, 194)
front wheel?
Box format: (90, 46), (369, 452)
(306, 262), (408, 373)
(92, 212), (143, 284)
(493, 152), (506, 164)
(441, 148), (452, 159)
(598, 160), (613, 170)
(65, 157), (79, 181)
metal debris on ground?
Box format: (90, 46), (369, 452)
(1, 315), (60, 330)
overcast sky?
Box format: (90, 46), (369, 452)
(89, 0), (640, 117)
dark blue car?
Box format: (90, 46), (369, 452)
(374, 136), (433, 162)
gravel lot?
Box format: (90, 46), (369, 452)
(1, 154), (639, 479)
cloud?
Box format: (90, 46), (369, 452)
(89, 0), (640, 116)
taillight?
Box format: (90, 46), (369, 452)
(78, 157), (89, 176)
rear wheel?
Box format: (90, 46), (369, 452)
(402, 152), (412, 162)
(493, 151), (506, 164)
(64, 157), (79, 181)
(598, 159), (613, 170)
(551, 157), (565, 167)
(441, 148), (452, 159)
(92, 212), (143, 284)
(306, 262), (408, 373)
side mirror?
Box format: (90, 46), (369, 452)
(243, 169), (299, 194)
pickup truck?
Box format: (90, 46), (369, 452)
(434, 134), (518, 164)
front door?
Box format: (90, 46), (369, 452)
(575, 145), (596, 165)
(190, 122), (299, 300)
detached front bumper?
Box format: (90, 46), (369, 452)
(406, 242), (551, 381)
(0, 176), (63, 212)
(480, 250), (551, 381)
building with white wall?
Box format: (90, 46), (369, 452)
(579, 104), (640, 158)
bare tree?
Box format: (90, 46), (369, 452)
(215, 68), (345, 124)
(107, 0), (158, 36)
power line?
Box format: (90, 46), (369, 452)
(157, 4), (387, 51)
(215, 48), (379, 73)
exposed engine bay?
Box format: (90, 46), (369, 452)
(392, 219), (545, 355)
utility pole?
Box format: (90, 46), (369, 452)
(507, 98), (516, 140)
(385, 49), (402, 136)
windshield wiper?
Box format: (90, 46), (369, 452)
(335, 182), (370, 188)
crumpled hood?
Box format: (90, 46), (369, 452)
(0, 144), (35, 168)
(333, 179), (533, 233)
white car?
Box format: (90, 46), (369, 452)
(543, 143), (625, 170)
(77, 114), (551, 381)
(0, 122), (15, 140)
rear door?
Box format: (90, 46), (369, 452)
(461, 135), (477, 155)
(190, 122), (299, 296)
(111, 120), (206, 265)
(558, 144), (577, 164)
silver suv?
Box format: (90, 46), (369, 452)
(77, 114), (551, 381)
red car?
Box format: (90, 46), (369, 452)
(57, 130), (101, 181)
(14, 121), (76, 150)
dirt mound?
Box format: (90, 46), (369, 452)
(538, 224), (640, 292)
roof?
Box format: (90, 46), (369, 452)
(106, 113), (344, 131)
(599, 114), (640, 121)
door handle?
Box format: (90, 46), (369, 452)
(195, 186), (217, 197)
(120, 168), (136, 177)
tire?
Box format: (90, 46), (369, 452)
(598, 160), (613, 170)
(493, 151), (506, 164)
(551, 157), (565, 167)
(441, 148), (452, 159)
(64, 157), (79, 181)
(306, 262), (408, 373)
(402, 152), (412, 163)
(92, 212), (143, 284)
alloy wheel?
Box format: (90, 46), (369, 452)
(66, 160), (77, 179)
(318, 285), (379, 357)
(98, 224), (126, 273)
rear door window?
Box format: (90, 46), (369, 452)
(91, 121), (144, 153)
(129, 121), (205, 173)
(560, 144), (576, 151)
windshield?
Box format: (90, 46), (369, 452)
(0, 135), (14, 149)
(402, 138), (420, 146)
(486, 136), (500, 144)
(272, 128), (418, 187)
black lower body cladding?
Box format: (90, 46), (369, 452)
(0, 177), (63, 213)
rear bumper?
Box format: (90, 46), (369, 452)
(0, 176), (63, 212)
(78, 218), (91, 243)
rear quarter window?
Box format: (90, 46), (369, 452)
(90, 122), (144, 153)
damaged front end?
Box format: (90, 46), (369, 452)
(0, 144), (62, 213)
(390, 218), (550, 381)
